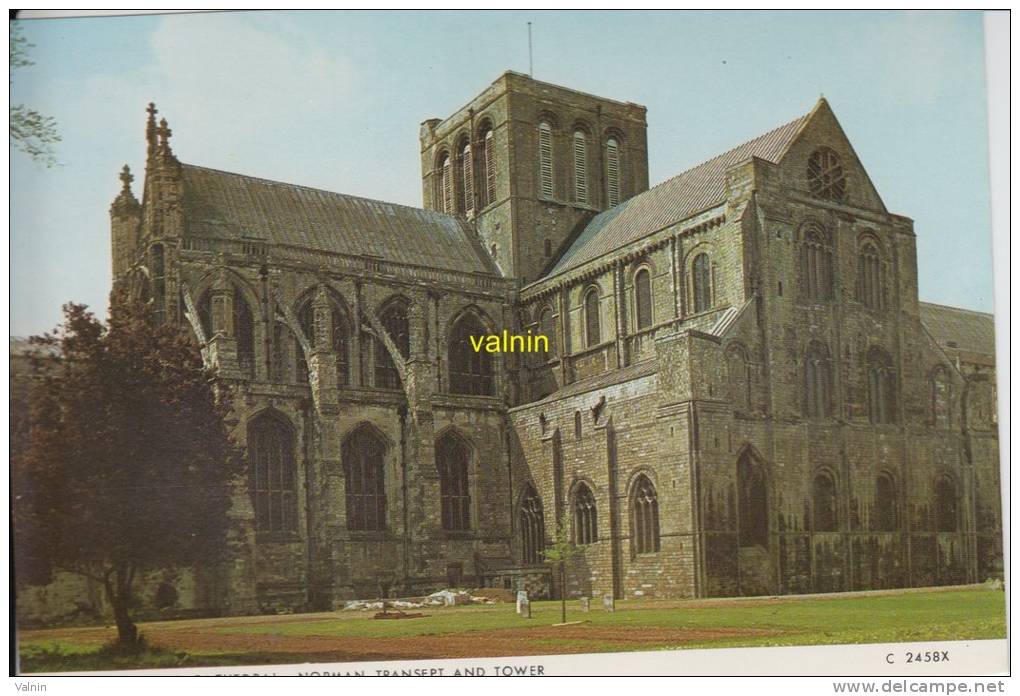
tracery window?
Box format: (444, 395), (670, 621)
(632, 475), (660, 554)
(234, 292), (256, 379)
(437, 433), (471, 531)
(857, 240), (883, 310)
(801, 224), (833, 302)
(573, 484), (598, 545)
(248, 412), (297, 533)
(150, 244), (166, 323)
(449, 313), (494, 396)
(375, 299), (409, 389)
(519, 486), (544, 565)
(867, 347), (897, 424)
(807, 147), (846, 202)
(343, 426), (387, 531)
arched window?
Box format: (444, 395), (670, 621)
(737, 452), (768, 547)
(634, 268), (652, 330)
(801, 225), (833, 302)
(606, 137), (621, 207)
(248, 412), (297, 533)
(573, 484), (598, 544)
(584, 287), (601, 347)
(449, 313), (494, 396)
(573, 129), (588, 204)
(296, 301), (313, 384)
(333, 307), (350, 386)
(459, 140), (473, 214)
(692, 253), (712, 313)
(343, 426), (387, 531)
(874, 472), (898, 532)
(727, 343), (752, 412)
(437, 153), (453, 214)
(480, 127), (496, 207)
(803, 341), (832, 418)
(934, 476), (958, 532)
(632, 475), (660, 554)
(234, 291), (255, 379)
(930, 365), (951, 428)
(375, 299), (409, 389)
(519, 486), (544, 565)
(812, 471), (838, 532)
(539, 305), (557, 359)
(857, 240), (883, 310)
(436, 433), (471, 531)
(538, 121), (553, 200)
(867, 347), (897, 424)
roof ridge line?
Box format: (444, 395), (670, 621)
(180, 162), (462, 223)
(919, 300), (994, 317)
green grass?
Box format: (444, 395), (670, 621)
(219, 588), (1006, 646)
(18, 588), (1006, 673)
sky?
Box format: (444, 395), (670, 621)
(10, 10), (996, 337)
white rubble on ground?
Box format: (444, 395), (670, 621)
(340, 589), (497, 611)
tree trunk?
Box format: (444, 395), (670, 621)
(560, 561), (566, 624)
(103, 571), (139, 647)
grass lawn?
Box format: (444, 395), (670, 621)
(17, 586), (1006, 673)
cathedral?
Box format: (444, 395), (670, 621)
(19, 71), (1002, 621)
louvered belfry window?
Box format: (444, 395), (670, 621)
(538, 121), (554, 199)
(439, 155), (453, 214)
(573, 130), (588, 204)
(606, 137), (621, 207)
(484, 129), (496, 206)
(460, 142), (473, 214)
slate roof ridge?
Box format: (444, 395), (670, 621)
(918, 300), (994, 319)
(650, 110), (812, 191)
(539, 106), (814, 281)
(180, 162), (458, 224)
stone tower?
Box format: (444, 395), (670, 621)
(420, 71), (649, 284)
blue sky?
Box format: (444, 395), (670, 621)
(10, 10), (994, 337)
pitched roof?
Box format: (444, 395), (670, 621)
(546, 109), (813, 278)
(919, 302), (997, 363)
(180, 164), (499, 275)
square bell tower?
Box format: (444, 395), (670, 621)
(420, 71), (649, 284)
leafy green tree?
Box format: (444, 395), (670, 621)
(10, 22), (61, 166)
(543, 508), (587, 624)
(13, 290), (244, 646)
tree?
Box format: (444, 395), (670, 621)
(12, 289), (244, 647)
(10, 22), (61, 166)
(542, 508), (587, 625)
